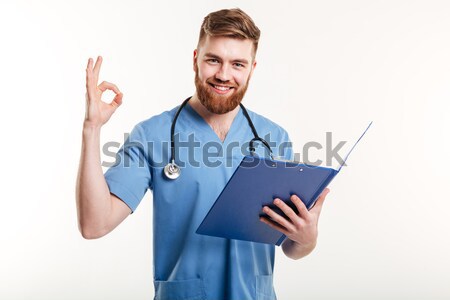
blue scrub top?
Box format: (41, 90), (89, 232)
(105, 101), (292, 300)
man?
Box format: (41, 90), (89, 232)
(77, 8), (329, 300)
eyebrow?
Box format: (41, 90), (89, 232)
(204, 52), (249, 65)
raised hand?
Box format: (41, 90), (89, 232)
(84, 56), (123, 127)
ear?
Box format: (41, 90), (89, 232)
(193, 49), (198, 72)
(249, 60), (257, 78)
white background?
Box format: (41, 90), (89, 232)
(1, 0), (449, 299)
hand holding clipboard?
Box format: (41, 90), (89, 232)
(196, 122), (372, 245)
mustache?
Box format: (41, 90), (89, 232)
(207, 80), (237, 88)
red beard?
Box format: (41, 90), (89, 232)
(194, 67), (250, 114)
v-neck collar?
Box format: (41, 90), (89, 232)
(184, 101), (245, 145)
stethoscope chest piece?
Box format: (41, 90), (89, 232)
(164, 162), (181, 180)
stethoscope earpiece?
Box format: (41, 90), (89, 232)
(164, 97), (273, 180)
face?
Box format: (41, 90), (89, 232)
(194, 35), (257, 114)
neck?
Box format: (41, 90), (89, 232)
(189, 93), (240, 142)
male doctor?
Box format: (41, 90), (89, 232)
(77, 8), (330, 300)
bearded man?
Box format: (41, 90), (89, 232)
(77, 8), (329, 300)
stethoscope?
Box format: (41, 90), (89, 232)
(164, 96), (273, 180)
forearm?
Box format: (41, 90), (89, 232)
(76, 123), (113, 238)
(282, 238), (316, 260)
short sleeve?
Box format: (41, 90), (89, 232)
(104, 124), (152, 212)
(277, 129), (294, 161)
(285, 134), (294, 161)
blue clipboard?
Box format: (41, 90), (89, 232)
(196, 122), (372, 245)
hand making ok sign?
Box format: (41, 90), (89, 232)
(84, 56), (123, 127)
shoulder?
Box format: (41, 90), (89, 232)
(119, 105), (179, 145)
(136, 105), (177, 131)
(243, 106), (290, 141)
(127, 105), (179, 140)
(243, 106), (293, 160)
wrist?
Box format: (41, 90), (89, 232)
(82, 121), (102, 135)
(283, 238), (317, 260)
(290, 237), (316, 249)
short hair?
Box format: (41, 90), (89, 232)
(197, 8), (261, 57)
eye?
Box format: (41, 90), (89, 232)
(233, 62), (245, 68)
(207, 59), (219, 64)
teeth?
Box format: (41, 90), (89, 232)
(214, 85), (231, 91)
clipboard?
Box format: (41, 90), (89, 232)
(196, 122), (373, 245)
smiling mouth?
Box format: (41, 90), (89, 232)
(208, 82), (234, 92)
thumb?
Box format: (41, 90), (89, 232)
(310, 188), (330, 215)
(110, 92), (123, 110)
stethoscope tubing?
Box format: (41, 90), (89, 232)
(165, 96), (273, 179)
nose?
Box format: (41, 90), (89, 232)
(215, 63), (231, 82)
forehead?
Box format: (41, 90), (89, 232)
(197, 35), (254, 61)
